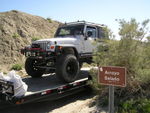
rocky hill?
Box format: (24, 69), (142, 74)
(0, 10), (61, 70)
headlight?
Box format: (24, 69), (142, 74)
(47, 42), (51, 49)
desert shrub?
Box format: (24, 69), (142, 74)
(47, 18), (52, 23)
(12, 33), (19, 38)
(137, 69), (150, 83)
(11, 64), (22, 71)
(89, 68), (100, 91)
(117, 98), (150, 113)
(32, 36), (41, 41)
(11, 10), (18, 13)
(94, 19), (150, 84)
(3, 72), (7, 74)
(89, 68), (110, 107)
(91, 19), (150, 110)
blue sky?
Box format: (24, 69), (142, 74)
(1, 0), (150, 38)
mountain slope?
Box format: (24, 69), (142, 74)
(0, 10), (61, 69)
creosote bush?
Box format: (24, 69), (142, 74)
(32, 36), (41, 41)
(12, 33), (19, 38)
(117, 98), (150, 113)
(47, 18), (52, 23)
(11, 64), (22, 71)
(91, 18), (150, 111)
(94, 18), (150, 85)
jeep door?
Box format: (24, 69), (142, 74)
(83, 26), (97, 54)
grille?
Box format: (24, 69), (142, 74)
(39, 43), (47, 50)
(32, 42), (47, 50)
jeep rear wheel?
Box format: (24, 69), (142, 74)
(25, 58), (45, 77)
(56, 54), (79, 82)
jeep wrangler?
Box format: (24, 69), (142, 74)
(21, 21), (107, 82)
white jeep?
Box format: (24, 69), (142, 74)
(21, 21), (107, 82)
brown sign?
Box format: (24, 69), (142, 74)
(98, 66), (126, 87)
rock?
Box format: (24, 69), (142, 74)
(0, 10), (61, 68)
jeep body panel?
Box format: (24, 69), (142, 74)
(21, 21), (107, 82)
(32, 37), (80, 52)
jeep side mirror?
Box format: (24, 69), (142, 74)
(84, 31), (92, 40)
(84, 36), (88, 40)
(87, 31), (92, 37)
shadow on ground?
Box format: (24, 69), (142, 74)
(1, 88), (95, 113)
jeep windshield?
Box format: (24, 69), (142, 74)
(55, 25), (84, 37)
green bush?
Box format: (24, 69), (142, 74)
(89, 68), (100, 91)
(47, 18), (52, 23)
(11, 64), (22, 71)
(94, 19), (150, 83)
(117, 99), (150, 113)
(4, 72), (7, 74)
(12, 33), (19, 38)
(137, 69), (150, 83)
(92, 19), (150, 109)
(32, 36), (41, 41)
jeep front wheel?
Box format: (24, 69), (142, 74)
(25, 58), (45, 77)
(56, 54), (79, 82)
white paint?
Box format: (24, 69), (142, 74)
(104, 76), (120, 81)
(105, 70), (119, 76)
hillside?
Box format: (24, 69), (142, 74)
(0, 10), (61, 70)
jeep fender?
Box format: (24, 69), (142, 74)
(55, 45), (79, 59)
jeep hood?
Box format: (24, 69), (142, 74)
(34, 37), (78, 45)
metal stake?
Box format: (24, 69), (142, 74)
(109, 85), (114, 113)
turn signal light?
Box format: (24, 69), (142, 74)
(50, 46), (54, 49)
(59, 46), (63, 50)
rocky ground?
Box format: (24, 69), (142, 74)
(0, 10), (60, 70)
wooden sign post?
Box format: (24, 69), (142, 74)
(98, 66), (126, 113)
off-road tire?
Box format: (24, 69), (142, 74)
(79, 62), (83, 69)
(25, 58), (45, 78)
(56, 54), (79, 82)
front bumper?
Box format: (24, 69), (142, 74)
(21, 48), (55, 59)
